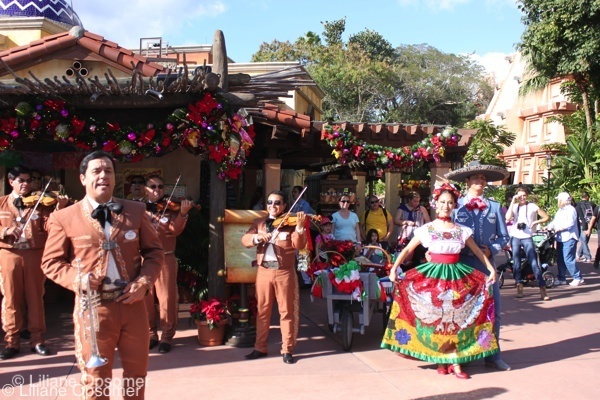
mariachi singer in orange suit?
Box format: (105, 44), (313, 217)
(0, 165), (69, 360)
(241, 190), (307, 364)
(143, 175), (193, 354)
(42, 151), (163, 400)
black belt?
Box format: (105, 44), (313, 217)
(261, 261), (280, 269)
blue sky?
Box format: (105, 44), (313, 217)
(73, 0), (524, 79)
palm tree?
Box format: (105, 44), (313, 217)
(463, 119), (516, 166)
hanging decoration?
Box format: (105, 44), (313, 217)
(0, 92), (254, 180)
(321, 124), (460, 171)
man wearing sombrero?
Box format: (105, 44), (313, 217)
(445, 160), (512, 371)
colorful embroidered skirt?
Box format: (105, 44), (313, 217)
(381, 262), (498, 364)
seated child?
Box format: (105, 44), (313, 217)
(363, 228), (385, 265)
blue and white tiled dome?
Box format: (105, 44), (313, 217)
(0, 0), (82, 27)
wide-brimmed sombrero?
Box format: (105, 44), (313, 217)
(444, 161), (509, 182)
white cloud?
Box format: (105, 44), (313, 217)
(470, 52), (513, 83)
(73, 0), (227, 47)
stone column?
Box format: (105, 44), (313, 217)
(263, 159), (282, 197)
(384, 170), (402, 215)
(351, 171), (366, 217)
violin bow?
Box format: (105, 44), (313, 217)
(20, 178), (53, 234)
(157, 174), (182, 222)
(269, 186), (307, 244)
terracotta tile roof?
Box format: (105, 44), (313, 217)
(0, 27), (164, 77)
(254, 104), (476, 148)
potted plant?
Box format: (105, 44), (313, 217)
(190, 297), (229, 346)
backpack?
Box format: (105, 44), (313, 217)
(364, 207), (389, 233)
(582, 202), (594, 223)
(577, 201), (594, 230)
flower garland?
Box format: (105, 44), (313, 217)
(0, 92), (254, 180)
(322, 124), (460, 171)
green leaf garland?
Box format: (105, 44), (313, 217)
(0, 92), (254, 180)
(321, 124), (460, 171)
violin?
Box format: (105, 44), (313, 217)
(155, 196), (200, 212)
(21, 191), (70, 208)
(272, 213), (321, 227)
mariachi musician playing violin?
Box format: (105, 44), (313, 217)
(143, 174), (193, 353)
(0, 166), (69, 360)
(242, 189), (307, 364)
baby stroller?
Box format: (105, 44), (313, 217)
(496, 230), (556, 289)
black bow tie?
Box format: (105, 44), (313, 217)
(13, 197), (23, 209)
(266, 217), (275, 233)
(91, 201), (123, 228)
(146, 202), (158, 213)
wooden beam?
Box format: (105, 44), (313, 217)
(208, 30), (227, 300)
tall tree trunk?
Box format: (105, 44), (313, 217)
(575, 74), (594, 139)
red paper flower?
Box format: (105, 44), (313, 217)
(208, 143), (229, 164)
(190, 297), (227, 329)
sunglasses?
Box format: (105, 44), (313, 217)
(266, 200), (282, 206)
(31, 176), (42, 181)
(15, 178), (31, 184)
(131, 180), (145, 185)
(370, 201), (380, 204)
(102, 277), (127, 287)
(147, 184), (164, 189)
(339, 200), (350, 203)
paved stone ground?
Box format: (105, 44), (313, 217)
(1, 241), (599, 400)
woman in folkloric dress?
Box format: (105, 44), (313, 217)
(381, 183), (498, 379)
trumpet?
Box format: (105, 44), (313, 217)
(75, 258), (108, 368)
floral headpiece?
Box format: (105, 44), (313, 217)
(432, 182), (462, 203)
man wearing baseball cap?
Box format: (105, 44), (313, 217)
(546, 192), (585, 286)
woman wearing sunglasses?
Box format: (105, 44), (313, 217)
(331, 193), (361, 242)
(143, 175), (193, 354)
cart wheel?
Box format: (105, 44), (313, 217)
(498, 271), (505, 289)
(341, 306), (354, 352)
(543, 271), (555, 288)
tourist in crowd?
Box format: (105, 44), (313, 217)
(360, 195), (393, 250)
(394, 191), (431, 267)
(575, 192), (595, 262)
(505, 186), (550, 300)
(331, 193), (361, 242)
(546, 192), (585, 286)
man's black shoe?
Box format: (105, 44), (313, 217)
(19, 329), (31, 340)
(158, 342), (171, 353)
(282, 353), (294, 364)
(149, 339), (159, 350)
(244, 350), (267, 360)
(0, 347), (19, 360)
(31, 344), (50, 356)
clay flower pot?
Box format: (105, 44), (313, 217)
(195, 319), (228, 346)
